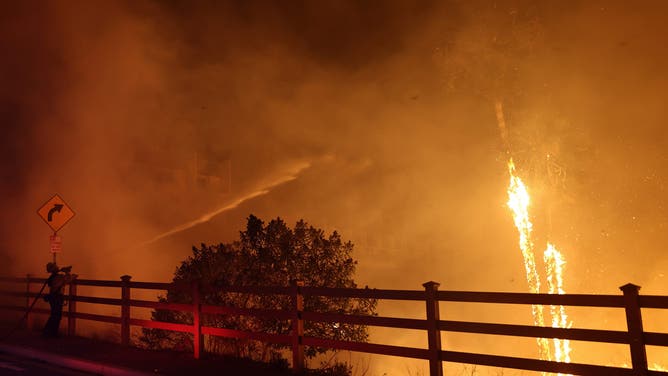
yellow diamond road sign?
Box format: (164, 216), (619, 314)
(37, 194), (75, 233)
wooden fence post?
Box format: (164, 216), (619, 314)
(120, 275), (132, 346)
(291, 280), (305, 374)
(620, 283), (648, 375)
(25, 274), (32, 330)
(423, 281), (443, 376)
(67, 275), (78, 336)
(192, 280), (203, 359)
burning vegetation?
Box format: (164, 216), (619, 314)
(1, 1), (668, 374)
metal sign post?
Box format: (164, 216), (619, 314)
(38, 194), (75, 264)
(49, 234), (62, 263)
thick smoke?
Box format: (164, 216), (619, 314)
(2, 0), (668, 289)
(2, 1), (668, 372)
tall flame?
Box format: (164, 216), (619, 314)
(545, 243), (572, 368)
(497, 100), (572, 371)
(506, 158), (551, 361)
(507, 158), (572, 374)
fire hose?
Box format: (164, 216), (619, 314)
(1, 278), (49, 341)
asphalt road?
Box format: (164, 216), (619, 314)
(0, 352), (94, 376)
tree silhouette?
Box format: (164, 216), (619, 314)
(140, 214), (376, 364)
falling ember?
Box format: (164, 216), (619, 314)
(506, 158), (551, 361)
(544, 243), (572, 367)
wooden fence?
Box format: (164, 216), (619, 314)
(0, 276), (667, 376)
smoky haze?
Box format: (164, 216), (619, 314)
(2, 0), (668, 339)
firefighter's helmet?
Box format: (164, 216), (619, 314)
(46, 262), (58, 273)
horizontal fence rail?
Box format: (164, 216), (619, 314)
(0, 276), (666, 376)
(438, 290), (627, 307)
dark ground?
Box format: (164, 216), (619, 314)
(0, 326), (294, 376)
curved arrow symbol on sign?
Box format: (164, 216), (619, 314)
(47, 204), (63, 222)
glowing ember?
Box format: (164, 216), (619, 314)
(652, 364), (668, 371)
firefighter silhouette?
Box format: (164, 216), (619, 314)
(43, 262), (76, 338)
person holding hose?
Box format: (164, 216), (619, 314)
(42, 262), (76, 338)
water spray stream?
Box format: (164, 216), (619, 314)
(138, 161), (311, 247)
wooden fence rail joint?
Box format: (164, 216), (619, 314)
(620, 283), (648, 376)
(291, 279), (305, 374)
(423, 281), (443, 376)
(120, 275), (132, 346)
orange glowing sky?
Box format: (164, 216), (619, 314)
(0, 0), (667, 298)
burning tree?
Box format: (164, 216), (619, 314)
(140, 214), (377, 365)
